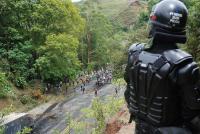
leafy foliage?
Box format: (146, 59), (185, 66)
(35, 34), (81, 82)
(16, 127), (32, 134)
(81, 97), (124, 134)
(0, 72), (12, 98)
(186, 0), (200, 63)
(63, 96), (124, 134)
(80, 10), (114, 68)
(0, 0), (85, 89)
(31, 0), (85, 46)
(19, 95), (37, 106)
(14, 76), (27, 89)
(147, 0), (159, 12)
(0, 126), (5, 134)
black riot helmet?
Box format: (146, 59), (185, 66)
(149, 0), (188, 44)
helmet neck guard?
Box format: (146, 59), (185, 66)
(153, 30), (187, 44)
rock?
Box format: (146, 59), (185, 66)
(1, 113), (34, 134)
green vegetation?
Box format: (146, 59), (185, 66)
(0, 0), (143, 108)
(0, 0), (85, 112)
(62, 96), (124, 134)
(0, 126), (5, 134)
(35, 33), (81, 82)
(77, 0), (149, 75)
(0, 0), (199, 127)
(16, 127), (32, 134)
(0, 0), (84, 86)
(0, 72), (12, 98)
(186, 0), (200, 64)
(0, 0), (148, 100)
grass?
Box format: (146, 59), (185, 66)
(0, 84), (66, 117)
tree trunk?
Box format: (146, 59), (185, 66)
(86, 32), (92, 64)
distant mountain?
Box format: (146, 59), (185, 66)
(78, 0), (147, 28)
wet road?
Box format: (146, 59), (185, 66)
(32, 81), (124, 134)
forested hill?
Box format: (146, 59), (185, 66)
(77, 0), (147, 28)
(0, 0), (147, 114)
(75, 0), (149, 73)
(0, 0), (200, 118)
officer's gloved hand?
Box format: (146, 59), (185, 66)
(190, 116), (200, 134)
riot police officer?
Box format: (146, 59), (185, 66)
(124, 0), (200, 133)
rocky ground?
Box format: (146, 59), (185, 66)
(31, 81), (125, 134)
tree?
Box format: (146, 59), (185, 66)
(186, 0), (200, 63)
(31, 0), (85, 46)
(35, 34), (80, 82)
(0, 0), (85, 85)
(80, 2), (114, 68)
(0, 0), (36, 87)
(33, 0), (85, 82)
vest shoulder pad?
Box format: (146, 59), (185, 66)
(178, 61), (199, 85)
(163, 49), (193, 65)
(128, 43), (145, 54)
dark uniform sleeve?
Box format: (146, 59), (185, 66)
(124, 65), (130, 106)
(177, 61), (200, 130)
(124, 43), (144, 108)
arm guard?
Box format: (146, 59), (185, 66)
(162, 59), (200, 133)
(177, 60), (200, 133)
(178, 61), (200, 110)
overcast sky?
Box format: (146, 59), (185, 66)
(71, 0), (83, 2)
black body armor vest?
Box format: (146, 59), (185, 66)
(127, 43), (196, 127)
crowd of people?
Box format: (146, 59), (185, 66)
(43, 68), (113, 96)
(95, 69), (112, 87)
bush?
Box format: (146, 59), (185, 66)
(80, 97), (125, 134)
(16, 127), (32, 134)
(92, 98), (106, 134)
(65, 114), (87, 134)
(0, 72), (12, 98)
(14, 76), (27, 89)
(0, 126), (5, 134)
(20, 95), (30, 105)
(19, 95), (37, 106)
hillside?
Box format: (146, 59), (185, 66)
(97, 0), (147, 28)
(77, 0), (147, 28)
